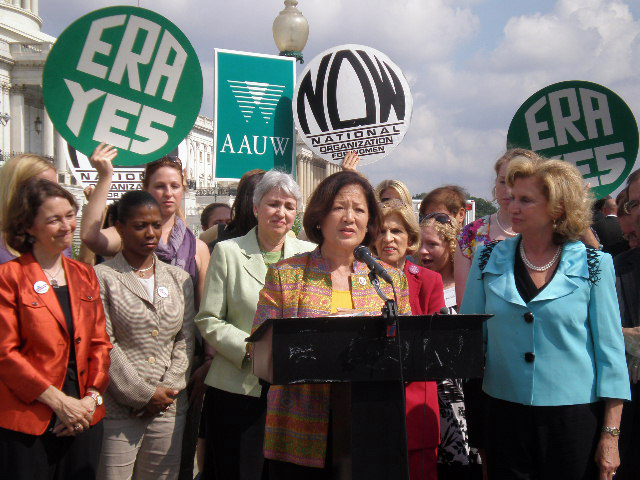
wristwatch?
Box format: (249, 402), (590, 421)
(86, 391), (103, 407)
(602, 426), (621, 437)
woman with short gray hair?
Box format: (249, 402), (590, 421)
(253, 169), (303, 209)
(195, 170), (314, 480)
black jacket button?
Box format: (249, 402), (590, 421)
(524, 352), (535, 363)
(524, 312), (534, 323)
(75, 337), (81, 344)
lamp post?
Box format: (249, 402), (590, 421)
(272, 0), (309, 63)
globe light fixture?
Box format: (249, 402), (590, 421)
(272, 0), (309, 63)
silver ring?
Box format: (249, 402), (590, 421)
(158, 411), (164, 417)
(74, 424), (82, 431)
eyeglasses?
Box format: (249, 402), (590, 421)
(624, 199), (640, 215)
(419, 212), (452, 225)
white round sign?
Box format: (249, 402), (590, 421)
(294, 44), (413, 165)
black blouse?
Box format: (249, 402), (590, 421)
(514, 239), (559, 304)
(53, 285), (80, 399)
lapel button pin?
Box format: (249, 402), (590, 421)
(34, 281), (49, 294)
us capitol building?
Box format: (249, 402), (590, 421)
(0, 0), (338, 224)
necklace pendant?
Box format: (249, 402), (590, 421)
(137, 271), (145, 278)
(50, 279), (58, 288)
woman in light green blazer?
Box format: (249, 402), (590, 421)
(195, 170), (315, 480)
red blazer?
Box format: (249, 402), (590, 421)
(0, 253), (112, 435)
(404, 260), (445, 451)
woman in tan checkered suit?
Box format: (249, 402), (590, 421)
(95, 191), (195, 480)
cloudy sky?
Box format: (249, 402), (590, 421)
(41, 0), (640, 199)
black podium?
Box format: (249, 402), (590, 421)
(247, 314), (490, 480)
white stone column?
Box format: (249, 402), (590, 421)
(54, 130), (68, 180)
(22, 0), (30, 10)
(1, 84), (10, 156)
(42, 109), (54, 158)
(12, 0), (20, 7)
(31, 0), (38, 16)
(296, 156), (303, 194)
(305, 159), (311, 203)
(9, 85), (24, 154)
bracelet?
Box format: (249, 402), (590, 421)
(602, 426), (621, 437)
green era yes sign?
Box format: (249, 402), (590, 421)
(507, 80), (638, 198)
(43, 6), (203, 166)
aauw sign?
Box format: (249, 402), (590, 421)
(214, 49), (296, 179)
(507, 80), (638, 198)
(43, 6), (202, 166)
(295, 44), (413, 165)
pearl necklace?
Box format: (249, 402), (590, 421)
(495, 211), (516, 237)
(127, 257), (156, 278)
(519, 242), (561, 272)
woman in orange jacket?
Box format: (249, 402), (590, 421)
(0, 178), (112, 480)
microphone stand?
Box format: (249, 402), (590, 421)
(366, 269), (410, 480)
(368, 270), (398, 337)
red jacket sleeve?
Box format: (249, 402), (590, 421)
(84, 266), (112, 393)
(0, 263), (52, 403)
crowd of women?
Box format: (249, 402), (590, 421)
(0, 143), (637, 480)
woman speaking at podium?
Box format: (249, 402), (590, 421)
(252, 171), (411, 478)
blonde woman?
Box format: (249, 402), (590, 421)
(372, 200), (445, 480)
(0, 154), (57, 263)
(375, 179), (413, 206)
(461, 156), (629, 479)
(418, 214), (481, 477)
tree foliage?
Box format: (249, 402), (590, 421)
(470, 196), (497, 218)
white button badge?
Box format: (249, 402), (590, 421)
(34, 280), (49, 294)
(157, 286), (169, 298)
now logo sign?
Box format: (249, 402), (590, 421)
(43, 6), (202, 166)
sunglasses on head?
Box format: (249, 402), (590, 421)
(419, 212), (452, 225)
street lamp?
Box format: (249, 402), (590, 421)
(273, 0), (309, 63)
(34, 116), (42, 134)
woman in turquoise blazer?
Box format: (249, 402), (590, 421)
(195, 170), (314, 480)
(460, 154), (629, 480)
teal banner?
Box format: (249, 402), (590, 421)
(43, 6), (203, 166)
(214, 49), (296, 179)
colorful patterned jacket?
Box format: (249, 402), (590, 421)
(252, 247), (411, 468)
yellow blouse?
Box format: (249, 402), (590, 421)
(330, 289), (353, 313)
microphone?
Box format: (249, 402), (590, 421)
(354, 245), (394, 285)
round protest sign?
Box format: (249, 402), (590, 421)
(507, 80), (638, 198)
(43, 6), (202, 166)
(294, 44), (413, 165)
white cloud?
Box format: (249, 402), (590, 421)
(39, 0), (640, 200)
(378, 0), (640, 197)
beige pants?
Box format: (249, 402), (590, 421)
(97, 413), (187, 480)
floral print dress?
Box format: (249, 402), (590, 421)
(436, 287), (481, 467)
(435, 216), (496, 468)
